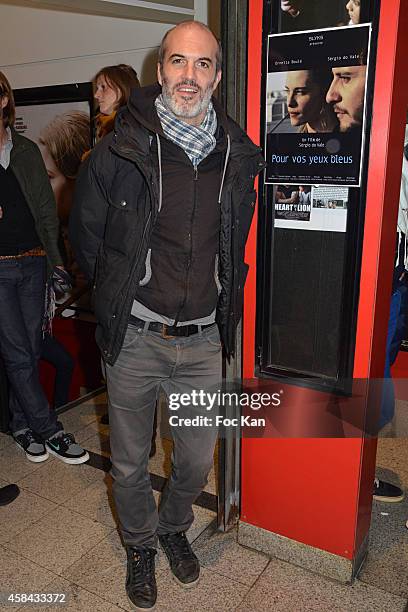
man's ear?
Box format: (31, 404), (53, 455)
(157, 63), (163, 86)
(213, 70), (222, 93)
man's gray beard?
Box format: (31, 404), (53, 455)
(161, 78), (213, 121)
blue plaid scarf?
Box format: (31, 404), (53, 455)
(155, 94), (217, 167)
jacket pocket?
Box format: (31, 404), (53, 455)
(121, 324), (143, 350)
(202, 324), (222, 348)
(104, 198), (138, 255)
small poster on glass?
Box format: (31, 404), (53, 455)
(273, 184), (349, 231)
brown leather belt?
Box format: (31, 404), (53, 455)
(0, 246), (46, 261)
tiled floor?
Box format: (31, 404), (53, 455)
(0, 392), (407, 611)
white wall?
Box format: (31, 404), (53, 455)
(0, 0), (213, 89)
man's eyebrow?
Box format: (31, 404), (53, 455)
(168, 53), (213, 63)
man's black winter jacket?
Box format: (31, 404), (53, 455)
(69, 85), (265, 365)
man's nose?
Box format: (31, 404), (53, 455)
(326, 82), (340, 104)
(346, 0), (352, 10)
(183, 61), (197, 81)
(287, 94), (297, 108)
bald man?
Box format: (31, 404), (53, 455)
(71, 21), (264, 609)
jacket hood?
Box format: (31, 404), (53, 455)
(124, 83), (164, 135)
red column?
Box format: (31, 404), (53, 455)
(241, 0), (408, 561)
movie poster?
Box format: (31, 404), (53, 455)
(273, 185), (348, 231)
(265, 24), (371, 186)
(14, 102), (89, 143)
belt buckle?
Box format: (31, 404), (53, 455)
(161, 324), (175, 339)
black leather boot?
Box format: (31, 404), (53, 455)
(158, 532), (199, 587)
(126, 546), (157, 610)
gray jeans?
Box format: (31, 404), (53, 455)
(105, 322), (222, 548)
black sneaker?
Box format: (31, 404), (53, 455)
(45, 431), (89, 464)
(126, 546), (157, 610)
(373, 478), (404, 502)
(158, 531), (200, 588)
(13, 428), (49, 463)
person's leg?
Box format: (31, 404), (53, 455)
(375, 287), (404, 502)
(158, 325), (222, 536)
(0, 258), (60, 437)
(0, 260), (32, 434)
(106, 323), (165, 548)
(389, 283), (408, 366)
(41, 334), (75, 408)
(11, 257), (63, 438)
(379, 289), (401, 430)
(157, 325), (222, 587)
(107, 323), (175, 611)
(0, 257), (87, 464)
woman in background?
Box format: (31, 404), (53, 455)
(92, 64), (140, 143)
(285, 69), (338, 133)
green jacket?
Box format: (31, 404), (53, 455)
(9, 128), (62, 269)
